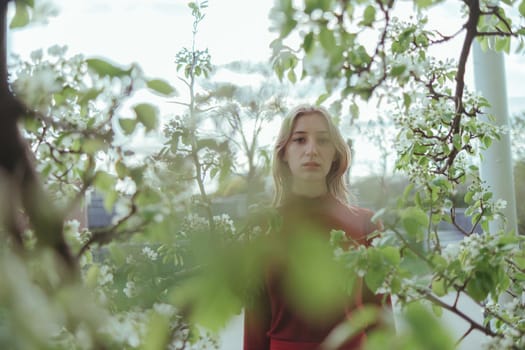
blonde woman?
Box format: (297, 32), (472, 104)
(244, 105), (385, 350)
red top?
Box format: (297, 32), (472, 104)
(244, 193), (382, 350)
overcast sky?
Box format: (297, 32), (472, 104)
(9, 0), (525, 105)
(7, 0), (525, 177)
(9, 0), (275, 77)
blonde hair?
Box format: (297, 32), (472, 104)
(272, 104), (351, 206)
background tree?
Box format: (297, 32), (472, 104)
(197, 61), (288, 201)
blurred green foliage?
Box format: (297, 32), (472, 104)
(2, 0), (525, 349)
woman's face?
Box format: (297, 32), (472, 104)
(283, 113), (337, 185)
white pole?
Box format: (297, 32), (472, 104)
(472, 41), (519, 235)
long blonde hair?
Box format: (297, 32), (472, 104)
(272, 104), (351, 206)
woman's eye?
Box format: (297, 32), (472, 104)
(318, 138), (330, 145)
(292, 137), (306, 144)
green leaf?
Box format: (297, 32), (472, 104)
(103, 190), (118, 213)
(85, 265), (99, 289)
(303, 32), (314, 53)
(452, 134), (461, 150)
(381, 246), (400, 266)
(402, 183), (414, 202)
(287, 69), (297, 83)
(210, 167), (219, 180)
(304, 0), (319, 14)
(431, 254), (448, 271)
(82, 138), (106, 154)
(79, 88), (103, 106)
(319, 27), (336, 52)
(404, 302), (455, 350)
(23, 117), (42, 133)
(281, 18), (298, 39)
(431, 303), (443, 317)
(136, 188), (162, 206)
(431, 278), (446, 297)
(466, 274), (490, 302)
(119, 118), (137, 135)
(134, 103), (158, 131)
(277, 0), (297, 39)
(362, 5), (376, 26)
(349, 102), (359, 119)
(93, 171), (116, 193)
(10, 1), (30, 29)
(464, 190), (474, 204)
(115, 161), (128, 179)
(520, 0), (525, 17)
(143, 313), (170, 350)
(146, 79), (177, 96)
(415, 0), (434, 8)
(86, 58), (130, 77)
(400, 207), (428, 241)
(515, 256), (525, 269)
(364, 249), (388, 292)
(481, 135), (492, 148)
(494, 36), (511, 54)
(284, 233), (349, 320)
(316, 93), (330, 105)
(403, 92), (411, 110)
(129, 166), (146, 186)
(391, 65), (406, 77)
(323, 306), (379, 349)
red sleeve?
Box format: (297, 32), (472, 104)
(243, 286), (271, 350)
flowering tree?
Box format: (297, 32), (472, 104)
(269, 0), (525, 348)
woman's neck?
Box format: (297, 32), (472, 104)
(291, 180), (328, 198)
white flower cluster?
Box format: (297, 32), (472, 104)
(123, 281), (136, 298)
(441, 243), (460, 262)
(153, 303), (177, 318)
(141, 246), (159, 261)
(13, 65), (61, 111)
(395, 277), (427, 304)
(482, 334), (523, 350)
(98, 265), (114, 286)
(183, 213), (209, 232)
(102, 311), (146, 348)
(64, 219), (91, 245)
(213, 213), (236, 236)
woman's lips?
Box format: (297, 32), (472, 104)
(302, 161), (321, 168)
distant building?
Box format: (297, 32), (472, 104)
(86, 192), (114, 229)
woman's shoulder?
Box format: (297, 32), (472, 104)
(335, 199), (375, 220)
(335, 201), (383, 238)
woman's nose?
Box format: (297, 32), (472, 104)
(305, 140), (318, 155)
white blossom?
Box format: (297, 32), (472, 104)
(13, 66), (61, 110)
(47, 44), (67, 57)
(142, 246), (158, 261)
(123, 281), (136, 298)
(153, 303), (176, 318)
(103, 313), (145, 348)
(98, 265), (114, 286)
(30, 49), (43, 62)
